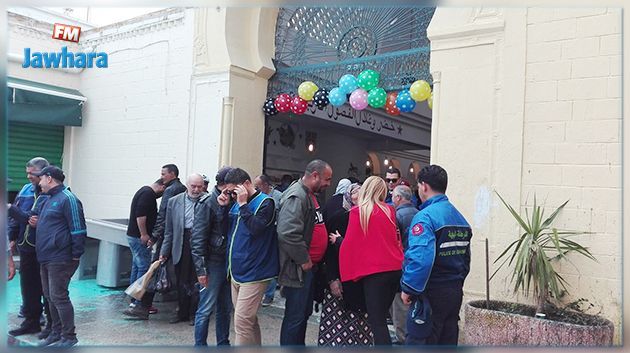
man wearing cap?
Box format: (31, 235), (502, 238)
(7, 157), (52, 339)
(32, 166), (87, 347)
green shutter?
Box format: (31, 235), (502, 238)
(8, 122), (64, 192)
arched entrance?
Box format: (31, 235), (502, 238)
(264, 7), (435, 195)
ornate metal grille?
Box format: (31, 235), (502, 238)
(268, 7), (435, 96)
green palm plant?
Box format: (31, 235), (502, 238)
(492, 192), (596, 317)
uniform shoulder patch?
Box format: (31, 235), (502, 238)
(411, 223), (424, 236)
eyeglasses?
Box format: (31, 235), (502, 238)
(385, 178), (399, 183)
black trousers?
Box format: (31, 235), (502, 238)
(19, 251), (50, 326)
(426, 285), (463, 345)
(362, 270), (401, 345)
(174, 230), (197, 319)
(41, 261), (80, 340)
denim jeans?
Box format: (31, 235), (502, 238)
(280, 270), (314, 346)
(194, 261), (232, 346)
(127, 236), (151, 302)
(40, 261), (80, 340)
(264, 278), (277, 299)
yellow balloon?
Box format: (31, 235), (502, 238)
(427, 92), (433, 110)
(298, 81), (319, 101)
(409, 80), (431, 102)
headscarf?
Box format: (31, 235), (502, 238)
(342, 183), (361, 211)
(334, 178), (351, 195)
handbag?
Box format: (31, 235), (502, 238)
(152, 262), (172, 293)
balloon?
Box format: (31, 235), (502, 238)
(427, 92), (433, 110)
(357, 69), (380, 91)
(329, 87), (347, 107)
(290, 96), (308, 114)
(262, 98), (278, 116)
(385, 91), (400, 116)
(274, 93), (291, 113)
(349, 88), (368, 110)
(298, 81), (319, 101)
(338, 74), (358, 94)
(313, 88), (329, 109)
(409, 80), (431, 102)
(396, 89), (416, 112)
(367, 87), (387, 108)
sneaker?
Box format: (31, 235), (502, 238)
(261, 296), (274, 307)
(38, 327), (52, 340)
(148, 306), (158, 314)
(39, 333), (61, 346)
(9, 324), (41, 336)
(128, 302), (137, 308)
(50, 337), (78, 347)
(122, 306), (149, 320)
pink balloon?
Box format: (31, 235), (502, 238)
(349, 88), (368, 110)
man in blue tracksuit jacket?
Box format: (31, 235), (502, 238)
(32, 166), (87, 348)
(400, 165), (472, 346)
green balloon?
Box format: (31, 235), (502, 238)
(367, 87), (387, 108)
(358, 69), (380, 91)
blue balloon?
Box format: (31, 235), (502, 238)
(338, 74), (358, 94)
(329, 87), (347, 107)
(396, 90), (416, 112)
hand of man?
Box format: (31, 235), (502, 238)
(28, 215), (38, 227)
(235, 184), (248, 206)
(401, 291), (412, 305)
(301, 258), (313, 271)
(198, 275), (208, 288)
(329, 279), (343, 299)
(217, 191), (230, 206)
(328, 231), (341, 244)
(8, 241), (15, 254)
(8, 256), (15, 281)
(159, 255), (168, 263)
(147, 237), (155, 247)
(140, 234), (150, 246)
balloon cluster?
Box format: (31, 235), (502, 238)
(263, 71), (433, 117)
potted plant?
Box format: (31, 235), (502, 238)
(464, 192), (614, 346)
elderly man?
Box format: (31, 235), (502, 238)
(277, 159), (333, 346)
(33, 166), (87, 347)
(7, 157), (52, 338)
(160, 174), (205, 324)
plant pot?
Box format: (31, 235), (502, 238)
(464, 300), (614, 346)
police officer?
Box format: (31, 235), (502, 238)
(400, 165), (472, 345)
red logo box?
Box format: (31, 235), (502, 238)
(52, 23), (81, 43)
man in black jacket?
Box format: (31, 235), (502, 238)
(190, 166), (233, 346)
(124, 164), (186, 319)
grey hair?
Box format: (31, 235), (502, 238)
(26, 157), (49, 170)
(393, 185), (413, 201)
(304, 159), (330, 175)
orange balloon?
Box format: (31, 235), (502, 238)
(385, 91), (400, 116)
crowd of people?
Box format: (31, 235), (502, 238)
(6, 157), (473, 347)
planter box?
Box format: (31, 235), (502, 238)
(464, 300), (614, 346)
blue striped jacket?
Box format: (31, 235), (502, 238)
(35, 184), (87, 264)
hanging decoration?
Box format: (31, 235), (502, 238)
(298, 81), (319, 101)
(395, 89), (416, 112)
(274, 93), (292, 113)
(367, 87), (387, 108)
(385, 91), (400, 116)
(263, 98), (278, 116)
(349, 88), (369, 110)
(409, 79), (431, 102)
(357, 69), (380, 91)
(290, 96), (308, 114)
(427, 92), (433, 110)
(338, 74), (359, 94)
(328, 87), (347, 107)
(313, 88), (330, 109)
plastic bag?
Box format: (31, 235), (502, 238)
(124, 260), (161, 300)
(152, 262), (172, 293)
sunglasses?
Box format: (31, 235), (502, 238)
(385, 178), (399, 183)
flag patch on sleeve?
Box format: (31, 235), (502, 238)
(411, 223), (424, 236)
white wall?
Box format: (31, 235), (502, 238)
(66, 9), (195, 219)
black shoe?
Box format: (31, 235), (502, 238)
(123, 306), (149, 320)
(169, 315), (187, 324)
(9, 324), (41, 336)
(38, 327), (52, 340)
(50, 337), (78, 347)
(17, 305), (25, 319)
(39, 333), (61, 346)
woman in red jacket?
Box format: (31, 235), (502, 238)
(339, 176), (404, 345)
